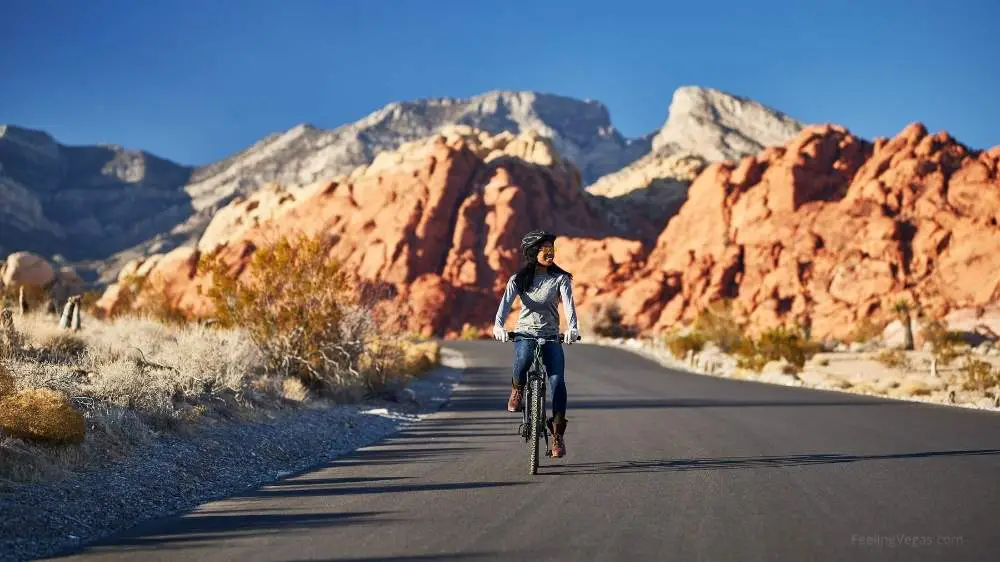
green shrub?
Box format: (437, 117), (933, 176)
(692, 300), (745, 353)
(734, 325), (819, 373)
(921, 319), (966, 366)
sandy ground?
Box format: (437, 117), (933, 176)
(593, 337), (1000, 413)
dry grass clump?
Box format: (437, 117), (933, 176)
(665, 331), (706, 359)
(402, 340), (440, 375)
(894, 379), (933, 397)
(459, 324), (481, 340)
(960, 356), (1000, 391)
(0, 387), (85, 444)
(734, 326), (819, 374)
(876, 348), (912, 370)
(0, 312), (273, 484)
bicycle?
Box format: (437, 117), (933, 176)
(507, 331), (575, 475)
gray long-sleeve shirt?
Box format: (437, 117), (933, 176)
(494, 268), (580, 337)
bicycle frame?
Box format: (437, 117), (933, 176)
(508, 331), (564, 473)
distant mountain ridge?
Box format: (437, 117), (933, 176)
(0, 87), (803, 280)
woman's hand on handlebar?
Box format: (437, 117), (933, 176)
(492, 325), (509, 342)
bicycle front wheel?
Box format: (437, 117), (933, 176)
(529, 377), (543, 475)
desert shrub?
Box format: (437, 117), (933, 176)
(849, 316), (885, 344)
(960, 356), (999, 391)
(692, 300), (745, 353)
(735, 351), (769, 373)
(0, 362), (14, 398)
(0, 387), (85, 444)
(921, 319), (966, 366)
(402, 341), (440, 375)
(896, 379), (933, 397)
(734, 325), (819, 373)
(876, 348), (911, 370)
(459, 324), (480, 340)
(665, 331), (706, 358)
(591, 301), (637, 338)
(202, 233), (369, 393)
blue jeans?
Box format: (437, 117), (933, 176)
(512, 339), (567, 416)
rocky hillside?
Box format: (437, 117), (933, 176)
(2, 87), (799, 280)
(0, 125), (193, 262)
(587, 87), (803, 218)
(95, 126), (655, 332)
(97, 123), (1000, 341)
(617, 123), (1000, 340)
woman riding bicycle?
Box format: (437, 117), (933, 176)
(493, 229), (581, 458)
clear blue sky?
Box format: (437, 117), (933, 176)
(1, 0), (997, 166)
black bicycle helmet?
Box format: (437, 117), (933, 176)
(520, 229), (556, 261)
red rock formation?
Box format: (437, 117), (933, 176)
(97, 123), (1000, 341)
(626, 123), (1000, 339)
(98, 129), (651, 336)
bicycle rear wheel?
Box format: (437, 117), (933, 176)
(528, 377), (543, 475)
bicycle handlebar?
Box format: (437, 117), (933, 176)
(506, 331), (581, 343)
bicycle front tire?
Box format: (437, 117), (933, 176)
(529, 377), (543, 475)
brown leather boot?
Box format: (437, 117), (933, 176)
(507, 382), (524, 412)
(548, 414), (568, 458)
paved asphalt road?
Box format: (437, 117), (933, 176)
(51, 342), (1000, 561)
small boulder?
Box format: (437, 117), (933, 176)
(2, 252), (55, 289)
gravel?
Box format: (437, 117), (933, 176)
(0, 349), (465, 562)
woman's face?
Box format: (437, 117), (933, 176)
(536, 241), (555, 266)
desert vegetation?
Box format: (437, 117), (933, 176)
(649, 298), (999, 409)
(0, 234), (440, 485)
(663, 301), (818, 375)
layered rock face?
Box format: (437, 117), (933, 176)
(95, 127), (651, 335)
(96, 123), (1000, 340)
(623, 123), (1000, 339)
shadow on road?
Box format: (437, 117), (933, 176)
(547, 448), (1000, 475)
(284, 554), (496, 561)
(566, 397), (899, 409)
(245, 480), (526, 499)
(444, 366), (905, 413)
(68, 511), (392, 553)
